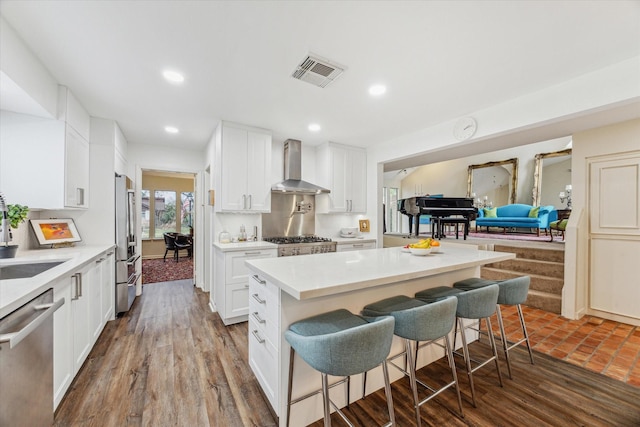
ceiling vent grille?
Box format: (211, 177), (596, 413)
(291, 54), (345, 88)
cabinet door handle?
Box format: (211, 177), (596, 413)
(252, 293), (266, 304)
(78, 272), (83, 297)
(242, 194), (247, 209)
(252, 312), (266, 324)
(77, 188), (85, 205)
(251, 274), (266, 285)
(251, 329), (265, 344)
(72, 273), (80, 300)
(248, 194), (252, 209)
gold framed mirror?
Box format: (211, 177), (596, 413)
(532, 148), (572, 207)
(467, 158), (518, 206)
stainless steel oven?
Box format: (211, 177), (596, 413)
(263, 236), (336, 257)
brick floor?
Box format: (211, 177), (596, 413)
(492, 305), (640, 387)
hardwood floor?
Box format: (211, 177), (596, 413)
(54, 280), (640, 427)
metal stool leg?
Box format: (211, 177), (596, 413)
(517, 304), (535, 365)
(485, 316), (504, 387)
(381, 361), (396, 427)
(286, 347), (295, 427)
(405, 339), (421, 427)
(495, 304), (513, 379)
(321, 373), (332, 427)
(444, 334), (464, 417)
(457, 317), (477, 407)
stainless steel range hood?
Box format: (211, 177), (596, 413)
(272, 139), (330, 194)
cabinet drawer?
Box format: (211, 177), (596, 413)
(248, 318), (279, 412)
(225, 250), (276, 284)
(336, 241), (376, 252)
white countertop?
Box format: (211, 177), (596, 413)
(246, 245), (515, 300)
(213, 241), (278, 252)
(0, 244), (115, 317)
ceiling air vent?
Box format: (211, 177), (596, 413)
(291, 54), (345, 88)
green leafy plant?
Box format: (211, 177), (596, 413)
(7, 204), (29, 229)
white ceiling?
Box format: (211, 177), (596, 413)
(1, 1), (639, 151)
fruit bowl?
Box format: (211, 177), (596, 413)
(409, 247), (432, 256)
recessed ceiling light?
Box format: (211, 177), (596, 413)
(369, 84), (387, 96)
(165, 126), (179, 134)
(308, 123), (321, 132)
(162, 70), (184, 84)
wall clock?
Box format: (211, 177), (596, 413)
(453, 117), (477, 141)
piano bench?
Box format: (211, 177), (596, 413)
(432, 218), (470, 240)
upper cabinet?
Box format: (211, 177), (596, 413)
(215, 121), (272, 213)
(316, 142), (367, 213)
(0, 86), (90, 209)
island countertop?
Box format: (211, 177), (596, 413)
(246, 245), (515, 300)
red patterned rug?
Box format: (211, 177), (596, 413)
(142, 257), (193, 284)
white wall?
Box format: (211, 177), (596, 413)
(564, 118), (640, 320)
(0, 17), (58, 118)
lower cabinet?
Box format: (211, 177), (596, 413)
(101, 251), (115, 324)
(336, 240), (376, 252)
(53, 249), (113, 410)
(247, 272), (280, 411)
(212, 246), (277, 325)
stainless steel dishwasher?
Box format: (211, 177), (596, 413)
(0, 288), (64, 426)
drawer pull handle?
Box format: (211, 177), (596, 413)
(252, 293), (266, 304)
(252, 329), (265, 344)
(252, 312), (266, 323)
(245, 251), (261, 255)
(252, 274), (266, 285)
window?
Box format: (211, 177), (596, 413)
(181, 192), (194, 235)
(154, 190), (177, 238)
(383, 187), (400, 233)
(141, 190), (150, 239)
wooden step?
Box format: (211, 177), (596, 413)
(524, 290), (562, 314)
(494, 244), (564, 263)
(481, 267), (564, 296)
(486, 258), (564, 279)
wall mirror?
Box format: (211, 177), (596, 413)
(467, 158), (518, 206)
(532, 148), (572, 207)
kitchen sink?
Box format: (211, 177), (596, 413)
(0, 261), (67, 280)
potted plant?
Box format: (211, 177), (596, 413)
(0, 203), (29, 259)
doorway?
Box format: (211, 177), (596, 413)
(140, 169), (196, 285)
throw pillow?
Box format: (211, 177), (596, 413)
(528, 206), (540, 218)
(484, 207), (497, 218)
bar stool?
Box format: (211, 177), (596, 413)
(415, 284), (503, 407)
(284, 309), (396, 427)
(361, 295), (463, 427)
(454, 276), (535, 379)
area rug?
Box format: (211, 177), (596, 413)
(142, 257), (193, 284)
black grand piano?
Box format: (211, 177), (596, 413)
(398, 196), (477, 239)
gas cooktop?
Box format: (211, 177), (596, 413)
(263, 235), (332, 245)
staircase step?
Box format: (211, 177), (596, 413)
(493, 244), (564, 263)
(486, 258), (564, 279)
(481, 267), (564, 295)
(524, 290), (562, 314)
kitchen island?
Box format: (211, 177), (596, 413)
(245, 244), (515, 426)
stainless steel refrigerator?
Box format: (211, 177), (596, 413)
(115, 174), (140, 314)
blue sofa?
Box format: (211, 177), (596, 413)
(475, 204), (557, 236)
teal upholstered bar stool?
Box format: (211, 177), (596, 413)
(361, 295), (463, 426)
(415, 284), (503, 407)
(285, 309), (396, 427)
(453, 276), (535, 379)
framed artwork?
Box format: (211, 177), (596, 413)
(30, 219), (82, 245)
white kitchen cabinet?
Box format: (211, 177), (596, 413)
(216, 121), (272, 212)
(52, 249), (113, 410)
(248, 272), (280, 411)
(71, 263), (92, 374)
(102, 251), (115, 323)
(316, 142), (367, 213)
(58, 86), (91, 141)
(0, 88), (90, 209)
(212, 246), (277, 325)
(336, 240), (376, 252)
(53, 276), (73, 410)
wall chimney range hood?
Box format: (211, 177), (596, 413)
(272, 139), (330, 194)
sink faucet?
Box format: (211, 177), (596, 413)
(0, 193), (12, 244)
